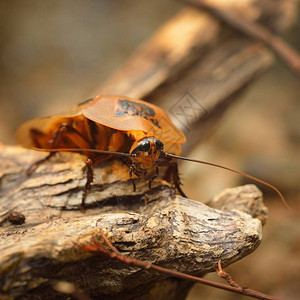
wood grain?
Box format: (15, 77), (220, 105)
(0, 145), (266, 299)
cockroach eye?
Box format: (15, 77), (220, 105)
(155, 140), (164, 151)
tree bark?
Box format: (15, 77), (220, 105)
(0, 145), (267, 299)
(1, 0), (297, 298)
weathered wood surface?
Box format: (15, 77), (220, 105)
(92, 0), (297, 155)
(0, 145), (267, 299)
(1, 1), (296, 298)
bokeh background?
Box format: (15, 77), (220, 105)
(0, 1), (299, 299)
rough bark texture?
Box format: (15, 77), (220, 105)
(1, 0), (297, 299)
(0, 145), (267, 299)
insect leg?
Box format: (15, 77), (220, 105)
(81, 158), (94, 211)
(26, 152), (55, 175)
(159, 158), (187, 198)
(30, 128), (50, 148)
(52, 123), (92, 149)
(26, 129), (56, 175)
(27, 123), (92, 175)
(50, 123), (96, 210)
(129, 166), (136, 192)
(148, 165), (159, 190)
(170, 162), (187, 198)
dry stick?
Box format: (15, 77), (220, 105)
(75, 230), (281, 300)
(216, 260), (240, 288)
(184, 0), (300, 78)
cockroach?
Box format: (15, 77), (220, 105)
(16, 94), (290, 210)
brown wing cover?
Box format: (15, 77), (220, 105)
(16, 95), (185, 155)
(16, 116), (68, 148)
(81, 95), (186, 144)
(16, 103), (85, 148)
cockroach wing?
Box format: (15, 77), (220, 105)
(16, 104), (84, 148)
(81, 95), (186, 145)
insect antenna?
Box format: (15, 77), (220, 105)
(163, 152), (291, 211)
(31, 147), (134, 157)
(29, 147), (290, 210)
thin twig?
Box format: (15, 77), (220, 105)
(75, 230), (282, 300)
(184, 0), (300, 78)
(216, 260), (240, 288)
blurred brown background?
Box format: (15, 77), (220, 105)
(0, 1), (299, 299)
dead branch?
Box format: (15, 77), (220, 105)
(92, 0), (298, 155)
(1, 1), (296, 298)
(74, 231), (279, 300)
(184, 0), (300, 77)
(0, 144), (267, 299)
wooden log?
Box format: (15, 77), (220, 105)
(0, 145), (266, 299)
(92, 0), (297, 154)
(1, 1), (296, 298)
